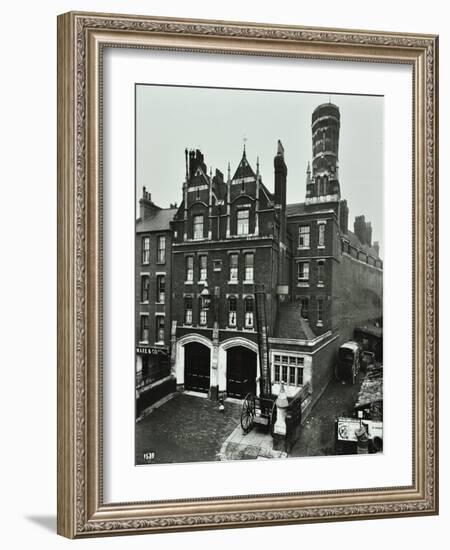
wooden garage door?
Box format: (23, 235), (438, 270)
(184, 342), (210, 393)
(226, 346), (257, 399)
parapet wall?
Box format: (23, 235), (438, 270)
(332, 253), (383, 344)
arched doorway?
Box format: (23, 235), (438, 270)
(226, 346), (257, 398)
(184, 342), (210, 393)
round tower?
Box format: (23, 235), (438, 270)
(306, 103), (341, 200)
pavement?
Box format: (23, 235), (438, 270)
(219, 423), (287, 461)
(135, 371), (369, 465)
(290, 372), (365, 457)
(135, 392), (241, 465)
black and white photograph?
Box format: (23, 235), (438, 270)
(134, 85), (384, 465)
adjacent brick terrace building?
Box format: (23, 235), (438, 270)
(135, 102), (383, 417)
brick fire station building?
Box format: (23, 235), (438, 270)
(135, 102), (383, 416)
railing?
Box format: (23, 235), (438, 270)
(136, 365), (171, 389)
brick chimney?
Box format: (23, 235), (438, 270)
(139, 186), (161, 220)
(354, 215), (367, 245)
(373, 241), (380, 256)
(339, 199), (349, 234)
(365, 222), (372, 247)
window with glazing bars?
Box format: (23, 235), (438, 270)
(228, 296), (237, 327)
(193, 215), (203, 239)
(185, 256), (194, 282)
(140, 315), (149, 342)
(199, 255), (207, 281)
(237, 209), (249, 235)
(141, 275), (150, 302)
(184, 296), (193, 324)
(298, 225), (310, 248)
(229, 253), (238, 281)
(199, 297), (207, 326)
(244, 253), (254, 282)
(157, 235), (166, 262)
(142, 236), (150, 264)
(244, 297), (254, 328)
(155, 315), (165, 343)
(156, 275), (165, 303)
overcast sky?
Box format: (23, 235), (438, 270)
(136, 85), (384, 253)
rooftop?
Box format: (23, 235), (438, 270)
(137, 208), (177, 233)
(275, 302), (316, 340)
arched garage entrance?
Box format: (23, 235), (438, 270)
(226, 346), (257, 399)
(184, 342), (210, 393)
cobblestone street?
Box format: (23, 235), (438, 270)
(290, 372), (364, 457)
(135, 393), (241, 465)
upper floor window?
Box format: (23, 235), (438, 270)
(193, 215), (204, 240)
(184, 296), (193, 325)
(142, 236), (150, 264)
(317, 260), (325, 284)
(244, 297), (254, 328)
(229, 253), (238, 282)
(198, 297), (207, 326)
(317, 297), (324, 325)
(228, 296), (237, 327)
(141, 275), (150, 302)
(297, 261), (310, 281)
(298, 225), (310, 248)
(244, 253), (254, 282)
(318, 224), (325, 247)
(300, 297), (309, 319)
(185, 256), (194, 282)
(199, 255), (207, 281)
(156, 275), (165, 304)
(155, 315), (165, 343)
(237, 209), (249, 235)
(140, 315), (149, 343)
(157, 235), (166, 263)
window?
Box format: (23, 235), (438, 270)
(297, 261), (310, 281)
(156, 275), (165, 303)
(142, 236), (150, 264)
(244, 297), (254, 328)
(213, 259), (222, 271)
(237, 209), (249, 235)
(317, 297), (324, 325)
(141, 275), (149, 302)
(155, 315), (165, 343)
(140, 315), (149, 342)
(300, 297), (309, 319)
(199, 297), (207, 326)
(184, 296), (193, 325)
(317, 260), (325, 284)
(318, 223), (325, 247)
(199, 255), (207, 281)
(185, 256), (194, 282)
(228, 296), (237, 327)
(244, 253), (254, 282)
(273, 354), (305, 387)
(193, 214), (203, 239)
(229, 253), (238, 282)
(274, 364), (280, 382)
(298, 225), (310, 248)
(157, 235), (166, 263)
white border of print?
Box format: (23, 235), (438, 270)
(102, 47), (412, 504)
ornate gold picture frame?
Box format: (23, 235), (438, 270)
(57, 11), (438, 538)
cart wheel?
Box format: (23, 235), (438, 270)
(240, 393), (255, 433)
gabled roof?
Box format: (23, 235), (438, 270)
(137, 208), (177, 233)
(232, 149), (256, 181)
